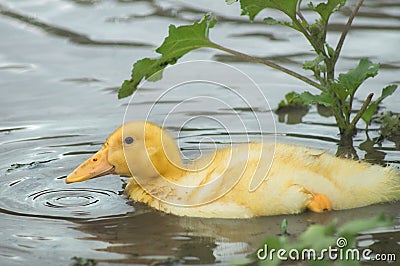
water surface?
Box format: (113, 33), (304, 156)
(1, 0), (399, 265)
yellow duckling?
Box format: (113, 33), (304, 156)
(66, 121), (400, 218)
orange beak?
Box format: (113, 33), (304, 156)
(66, 146), (115, 184)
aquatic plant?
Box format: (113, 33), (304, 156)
(71, 256), (97, 266)
(377, 112), (400, 146)
(118, 0), (398, 159)
(233, 214), (393, 265)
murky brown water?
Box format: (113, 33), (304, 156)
(1, 0), (399, 265)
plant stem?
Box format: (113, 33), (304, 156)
(336, 134), (359, 159)
(296, 11), (309, 28)
(332, 104), (347, 132)
(332, 0), (364, 66)
(350, 93), (373, 128)
(347, 92), (354, 123)
(292, 18), (324, 56)
(210, 42), (324, 91)
(326, 60), (334, 82)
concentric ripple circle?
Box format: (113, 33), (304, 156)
(29, 188), (109, 208)
(0, 175), (132, 219)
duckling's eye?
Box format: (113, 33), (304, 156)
(124, 137), (134, 144)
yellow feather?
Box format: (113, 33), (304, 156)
(67, 121), (400, 218)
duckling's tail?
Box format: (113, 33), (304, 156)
(276, 144), (400, 210)
(326, 160), (400, 210)
(368, 164), (400, 199)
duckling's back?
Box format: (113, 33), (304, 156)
(126, 142), (400, 218)
(267, 143), (400, 210)
(187, 143), (400, 217)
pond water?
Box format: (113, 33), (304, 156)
(1, 0), (399, 265)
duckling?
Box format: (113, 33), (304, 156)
(66, 121), (400, 218)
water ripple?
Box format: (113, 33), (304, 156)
(28, 188), (112, 208)
(0, 4), (151, 47)
(0, 176), (132, 219)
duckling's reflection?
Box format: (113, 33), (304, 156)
(71, 202), (400, 265)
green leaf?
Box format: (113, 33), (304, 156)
(255, 214), (392, 266)
(72, 257), (97, 266)
(338, 213), (393, 236)
(228, 257), (254, 265)
(225, 0), (238, 4)
(264, 17), (302, 31)
(239, 0), (299, 21)
(309, 0), (346, 22)
(118, 58), (164, 99)
(264, 17), (292, 28)
(309, 21), (325, 48)
(118, 14), (217, 99)
(361, 84), (398, 125)
(156, 14), (217, 56)
(264, 17), (280, 25)
(296, 222), (337, 251)
(378, 112), (400, 139)
(277, 91), (310, 109)
(303, 53), (325, 71)
(257, 236), (286, 266)
(303, 53), (326, 82)
(299, 91), (334, 107)
(308, 261), (338, 266)
(281, 219), (288, 235)
(325, 43), (335, 58)
(330, 82), (348, 102)
(338, 59), (379, 96)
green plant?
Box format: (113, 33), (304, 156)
(377, 111), (400, 148)
(118, 0), (398, 159)
(377, 112), (400, 140)
(276, 92), (310, 124)
(277, 92), (309, 111)
(232, 214), (392, 266)
(71, 257), (97, 266)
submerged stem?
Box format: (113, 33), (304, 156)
(336, 133), (359, 160)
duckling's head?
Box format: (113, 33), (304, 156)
(66, 121), (183, 184)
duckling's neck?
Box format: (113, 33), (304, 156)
(125, 165), (188, 207)
(145, 142), (188, 183)
(155, 161), (187, 182)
